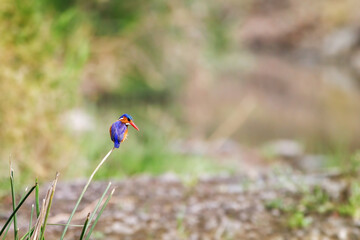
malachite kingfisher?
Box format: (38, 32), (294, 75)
(110, 114), (139, 148)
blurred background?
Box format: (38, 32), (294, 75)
(1, 0), (360, 189)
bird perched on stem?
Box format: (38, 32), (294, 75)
(110, 114), (139, 148)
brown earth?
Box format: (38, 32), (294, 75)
(1, 170), (357, 240)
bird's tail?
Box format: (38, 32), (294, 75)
(114, 141), (120, 148)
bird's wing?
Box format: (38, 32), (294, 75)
(110, 122), (127, 143)
(116, 125), (126, 143)
(110, 125), (116, 142)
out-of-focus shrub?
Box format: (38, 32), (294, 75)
(0, 0), (90, 179)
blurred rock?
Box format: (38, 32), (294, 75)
(323, 27), (360, 57)
(107, 222), (136, 235)
(321, 179), (347, 200)
(265, 139), (303, 159)
(159, 172), (181, 184)
(296, 155), (327, 172)
(62, 108), (95, 133)
(338, 228), (348, 240)
(322, 66), (358, 93)
(350, 50), (360, 75)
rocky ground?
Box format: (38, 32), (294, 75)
(2, 167), (359, 240)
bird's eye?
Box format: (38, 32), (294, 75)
(127, 118), (130, 121)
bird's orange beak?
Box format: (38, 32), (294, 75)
(130, 121), (139, 131)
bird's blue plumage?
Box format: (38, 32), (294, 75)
(110, 121), (127, 148)
(119, 113), (133, 120)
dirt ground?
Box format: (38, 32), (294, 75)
(1, 168), (359, 240)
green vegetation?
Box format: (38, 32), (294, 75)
(265, 175), (360, 230)
(60, 148), (113, 239)
(80, 106), (226, 180)
(265, 187), (326, 229)
(338, 182), (360, 219)
(1, 0), (360, 238)
(287, 211), (312, 229)
(0, 0), (233, 189)
(265, 198), (285, 211)
(1, 0), (360, 188)
(0, 0), (89, 185)
(0, 158), (114, 239)
(176, 211), (188, 239)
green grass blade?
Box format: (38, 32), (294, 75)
(1, 218), (13, 240)
(0, 184), (37, 237)
(19, 227), (34, 240)
(47, 224), (84, 227)
(85, 188), (115, 240)
(35, 179), (40, 218)
(60, 148), (114, 240)
(84, 182), (111, 234)
(10, 166), (18, 240)
(27, 205), (34, 240)
(79, 213), (90, 240)
(39, 173), (59, 240)
(2, 187), (30, 240)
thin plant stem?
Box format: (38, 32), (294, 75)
(60, 148), (114, 239)
(35, 179), (40, 218)
(27, 205), (34, 240)
(19, 228), (34, 240)
(10, 166), (18, 240)
(39, 173), (59, 240)
(32, 199), (46, 240)
(79, 213), (90, 240)
(1, 218), (13, 240)
(47, 224), (84, 227)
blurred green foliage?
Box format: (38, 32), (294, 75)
(1, 0), (230, 186)
(0, 0), (89, 181)
(1, 0), (360, 190)
(80, 106), (225, 180)
(337, 182), (360, 219)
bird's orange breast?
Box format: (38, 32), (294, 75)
(121, 128), (128, 143)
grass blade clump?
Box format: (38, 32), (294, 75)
(2, 185), (30, 240)
(31, 173), (59, 240)
(85, 188), (115, 240)
(2, 149), (115, 239)
(0, 184), (37, 237)
(39, 172), (59, 240)
(32, 199), (46, 240)
(60, 147), (114, 239)
(19, 226), (34, 240)
(19, 229), (34, 240)
(83, 182), (112, 235)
